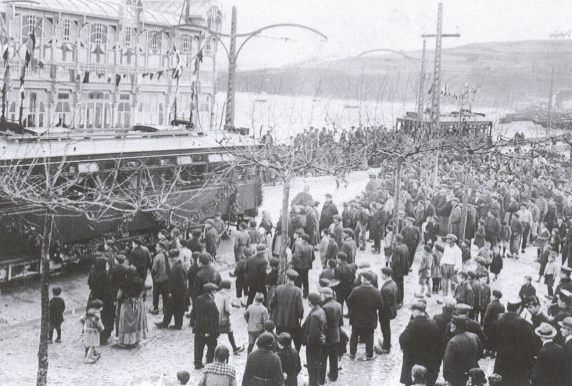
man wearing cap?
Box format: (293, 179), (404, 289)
(347, 271), (384, 361)
(448, 197), (462, 242)
(320, 193), (339, 234)
(526, 296), (551, 329)
(531, 322), (566, 386)
(242, 332), (284, 386)
(319, 287), (342, 383)
(401, 217), (421, 271)
(150, 241), (170, 315)
(291, 234), (314, 298)
(332, 215), (344, 250)
(454, 272), (474, 311)
(204, 219), (220, 262)
(517, 202), (533, 253)
(483, 290), (505, 341)
(443, 304), (486, 356)
(233, 222), (250, 263)
(191, 283), (220, 369)
(355, 202), (370, 251)
(399, 302), (441, 385)
(554, 266), (572, 301)
(192, 253), (222, 302)
(378, 267), (398, 354)
(246, 244), (268, 306)
(270, 269), (305, 352)
(334, 252), (356, 316)
(129, 238), (152, 282)
(291, 184), (314, 207)
(157, 249), (187, 330)
(558, 316), (572, 384)
(342, 228), (357, 264)
(443, 315), (482, 386)
(392, 234), (410, 306)
(433, 298), (457, 344)
(302, 293), (326, 386)
(484, 210), (501, 249)
(323, 230), (340, 266)
(440, 234), (462, 297)
(188, 228), (204, 254)
(213, 212), (225, 237)
(488, 298), (538, 386)
(305, 203), (320, 246)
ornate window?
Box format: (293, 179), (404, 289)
(26, 15), (36, 35)
(179, 34), (191, 53)
(94, 23), (104, 44)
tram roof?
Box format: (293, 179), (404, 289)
(397, 111), (493, 124)
(0, 130), (255, 162)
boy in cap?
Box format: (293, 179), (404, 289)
(49, 287), (66, 343)
(176, 370), (190, 385)
(519, 275), (536, 305)
(416, 245), (433, 298)
(244, 292), (269, 354)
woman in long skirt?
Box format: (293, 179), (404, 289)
(117, 266), (148, 347)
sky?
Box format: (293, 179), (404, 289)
(212, 0), (572, 70)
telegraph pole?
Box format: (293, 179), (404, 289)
(416, 39), (427, 130)
(422, 3), (460, 187)
(225, 6), (237, 130)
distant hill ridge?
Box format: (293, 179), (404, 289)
(218, 40), (572, 108)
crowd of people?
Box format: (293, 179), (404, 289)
(45, 136), (572, 385)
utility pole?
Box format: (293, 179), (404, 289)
(421, 3), (460, 187)
(225, 6), (237, 130)
(548, 66), (554, 135)
(416, 39), (427, 131)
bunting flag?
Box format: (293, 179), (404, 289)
(19, 82), (24, 100)
(115, 74), (121, 87)
(83, 71), (90, 83)
(24, 32), (36, 67)
(157, 70), (164, 80)
(2, 43), (11, 61)
(107, 73), (112, 83)
(149, 73), (154, 80)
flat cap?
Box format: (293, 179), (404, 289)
(410, 302), (426, 312)
(256, 244), (267, 252)
(256, 332), (275, 348)
(561, 266), (572, 275)
(203, 283), (219, 292)
(455, 303), (472, 314)
(451, 315), (467, 328)
(319, 287), (334, 296)
(444, 233), (458, 242)
(286, 269), (299, 279)
(205, 219), (214, 225)
(308, 292), (321, 305)
(492, 289), (503, 299)
(405, 217), (415, 223)
(381, 267), (393, 276)
(333, 214), (343, 221)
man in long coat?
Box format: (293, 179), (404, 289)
(270, 269), (304, 351)
(246, 244), (268, 306)
(157, 250), (187, 329)
(378, 267), (398, 354)
(392, 234), (410, 305)
(488, 299), (538, 386)
(443, 316), (482, 386)
(399, 302), (441, 386)
(320, 193), (338, 233)
(401, 217), (421, 270)
(191, 283), (220, 369)
(531, 323), (566, 386)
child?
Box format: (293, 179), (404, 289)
(500, 221), (511, 258)
(477, 241), (492, 266)
(538, 245), (551, 283)
(244, 292), (268, 354)
(247, 219), (261, 247)
(215, 280), (245, 355)
(474, 220), (486, 250)
(518, 275), (536, 305)
(264, 320), (279, 352)
(266, 258), (279, 310)
(176, 370), (190, 385)
(425, 216), (439, 245)
(277, 332), (301, 386)
(544, 251), (559, 298)
(431, 244), (443, 294)
(489, 246), (503, 281)
(49, 286), (66, 343)
(417, 245), (433, 297)
(233, 248), (251, 307)
(478, 272), (491, 324)
(80, 299), (105, 364)
(383, 225), (394, 267)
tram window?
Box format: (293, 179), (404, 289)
(181, 164), (206, 186)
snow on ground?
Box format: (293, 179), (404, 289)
(0, 170), (553, 385)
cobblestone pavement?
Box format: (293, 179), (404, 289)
(0, 172), (550, 385)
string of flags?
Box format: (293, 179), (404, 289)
(427, 81), (480, 101)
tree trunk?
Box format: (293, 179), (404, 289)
(37, 213), (54, 386)
(393, 159), (402, 232)
(459, 155), (472, 242)
(278, 176), (290, 284)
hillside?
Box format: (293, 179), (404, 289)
(217, 40), (572, 108)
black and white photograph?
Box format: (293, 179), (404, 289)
(2, 0), (572, 385)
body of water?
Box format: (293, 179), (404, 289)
(213, 92), (566, 141)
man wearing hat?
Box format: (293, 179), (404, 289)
(332, 215), (344, 249)
(440, 234), (462, 297)
(292, 234), (314, 298)
(246, 244), (268, 306)
(320, 193), (339, 233)
(392, 234), (410, 306)
(341, 228), (357, 264)
(399, 302), (441, 385)
(191, 283), (220, 369)
(156, 249), (187, 330)
(378, 267), (398, 354)
(302, 293), (326, 386)
(319, 287), (342, 383)
(270, 269), (305, 352)
(488, 298), (538, 386)
(448, 197), (462, 242)
(433, 298), (456, 344)
(443, 315), (482, 386)
(401, 217), (421, 271)
(443, 304), (486, 353)
(558, 316), (572, 384)
(347, 271), (384, 361)
(150, 240), (170, 315)
(204, 219), (220, 262)
(531, 322), (567, 386)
